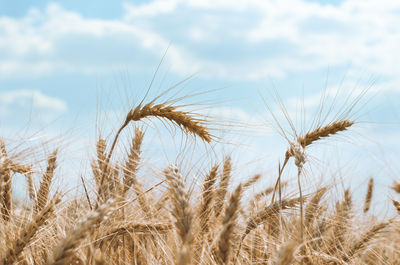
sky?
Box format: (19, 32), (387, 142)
(1, 0), (400, 213)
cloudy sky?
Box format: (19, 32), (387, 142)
(1, 0), (400, 210)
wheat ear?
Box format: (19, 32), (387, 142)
(25, 169), (37, 203)
(287, 120), (355, 157)
(342, 221), (390, 262)
(198, 165), (218, 234)
(2, 196), (60, 265)
(272, 120), (354, 203)
(126, 102), (212, 143)
(0, 140), (12, 222)
(305, 187), (327, 228)
(235, 197), (302, 260)
(35, 150), (58, 213)
(214, 157), (232, 217)
(98, 101), (212, 208)
(92, 138), (107, 192)
(164, 165), (193, 265)
(392, 181), (400, 194)
(47, 199), (114, 265)
(215, 184), (242, 265)
(275, 240), (297, 265)
(325, 189), (352, 256)
(392, 200), (400, 214)
(242, 174), (261, 191)
(123, 128), (144, 193)
(243, 197), (301, 240)
(0, 157), (11, 221)
(363, 178), (374, 213)
(122, 128), (151, 217)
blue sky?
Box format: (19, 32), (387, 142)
(1, 0), (400, 211)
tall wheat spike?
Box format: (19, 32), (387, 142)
(164, 165), (193, 265)
(215, 184), (242, 265)
(363, 178), (374, 213)
(92, 138), (107, 191)
(215, 157), (232, 217)
(123, 128), (144, 193)
(35, 150), (58, 213)
(25, 169), (37, 202)
(198, 165), (218, 235)
(122, 128), (151, 217)
(325, 189), (352, 256)
(0, 140), (11, 221)
(305, 187), (327, 228)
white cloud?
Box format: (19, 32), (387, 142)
(122, 0), (180, 17)
(0, 0), (400, 86)
(123, 0), (400, 82)
(0, 89), (67, 122)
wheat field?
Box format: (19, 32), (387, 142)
(0, 92), (399, 265)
